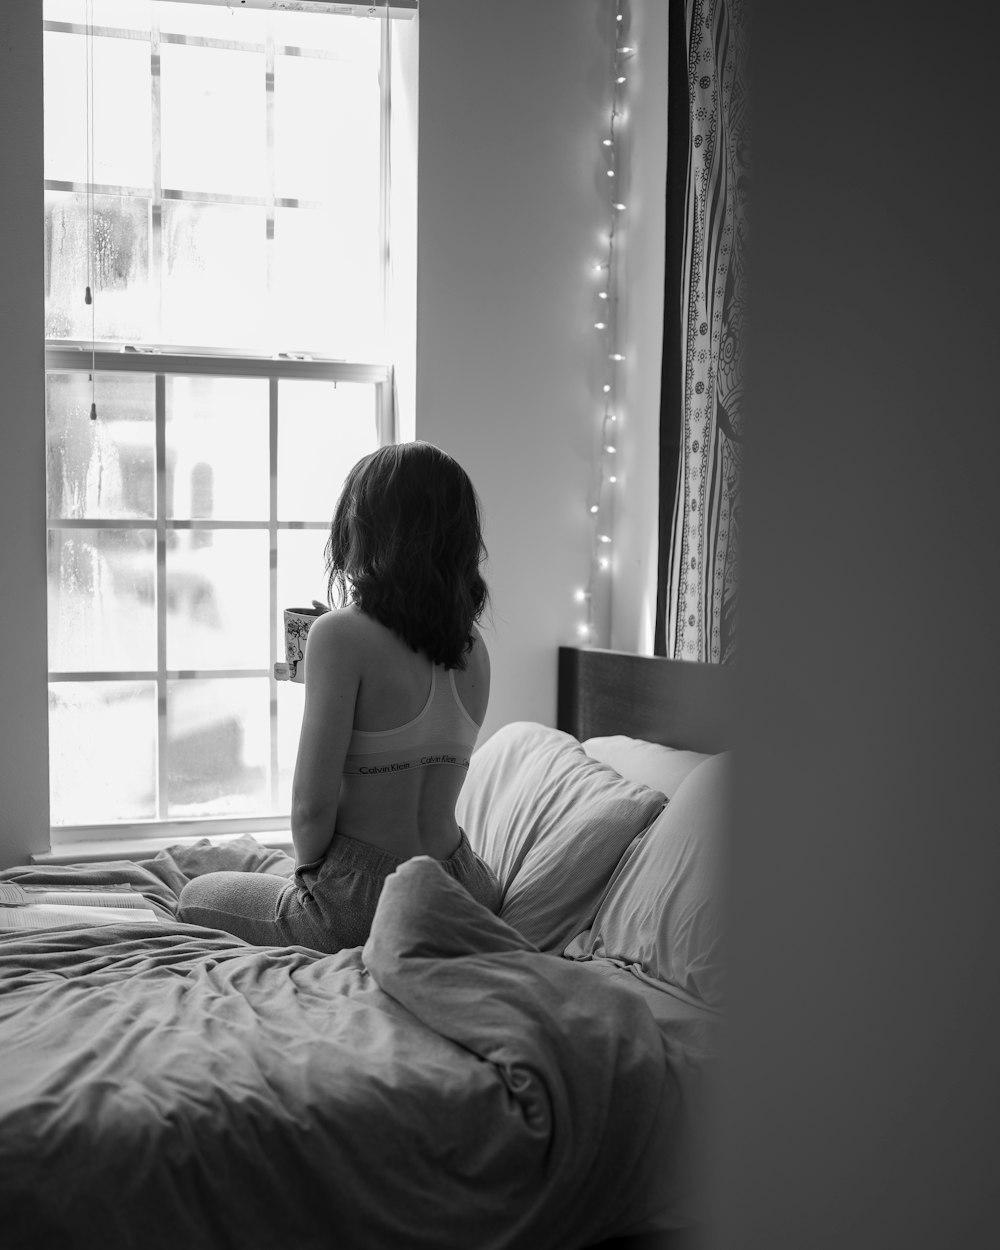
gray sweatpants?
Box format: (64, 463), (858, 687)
(177, 829), (501, 953)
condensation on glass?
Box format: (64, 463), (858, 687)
(43, 1), (384, 357)
(48, 681), (158, 825)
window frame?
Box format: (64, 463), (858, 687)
(43, 1), (402, 848)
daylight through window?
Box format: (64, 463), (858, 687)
(43, 0), (398, 838)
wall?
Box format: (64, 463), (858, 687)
(415, 0), (633, 739)
(0, 2), (50, 870)
(716, 2), (1000, 1246)
(388, 13), (419, 442)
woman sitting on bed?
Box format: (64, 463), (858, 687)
(178, 441), (501, 952)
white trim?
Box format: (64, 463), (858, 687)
(45, 346), (389, 383)
(153, 1), (417, 17)
(36, 828), (293, 865)
(49, 814), (296, 847)
(46, 520), (329, 530)
(50, 670), (271, 682)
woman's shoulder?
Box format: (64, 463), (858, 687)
(309, 605), (411, 660)
(303, 606), (371, 663)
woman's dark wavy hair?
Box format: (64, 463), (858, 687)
(324, 442), (490, 670)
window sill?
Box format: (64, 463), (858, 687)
(33, 829), (293, 866)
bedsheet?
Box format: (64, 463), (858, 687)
(0, 851), (693, 1250)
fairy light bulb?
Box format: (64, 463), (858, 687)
(576, 0), (630, 644)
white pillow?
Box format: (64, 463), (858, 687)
(456, 722), (666, 952)
(582, 735), (713, 800)
(564, 752), (731, 1007)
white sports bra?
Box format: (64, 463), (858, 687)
(341, 665), (481, 777)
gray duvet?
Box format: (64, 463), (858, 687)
(0, 852), (686, 1250)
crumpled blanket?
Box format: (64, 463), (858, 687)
(0, 851), (683, 1250)
(0, 834), (295, 920)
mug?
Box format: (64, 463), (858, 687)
(274, 603), (328, 683)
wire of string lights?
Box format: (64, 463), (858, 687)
(575, 0), (633, 644)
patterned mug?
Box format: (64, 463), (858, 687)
(274, 603), (328, 684)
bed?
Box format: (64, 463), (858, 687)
(0, 647), (732, 1250)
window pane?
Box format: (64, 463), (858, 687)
(274, 52), (379, 203)
(156, 1), (267, 43)
(43, 8), (385, 355)
(49, 681), (157, 825)
(45, 1), (153, 32)
(45, 191), (152, 342)
(277, 380), (377, 522)
(48, 528), (157, 672)
(166, 377), (268, 520)
(276, 681), (304, 811)
(44, 31), (152, 188)
(270, 11), (381, 56)
(275, 527), (332, 811)
(166, 531), (269, 671)
(47, 372), (155, 519)
(166, 677), (269, 818)
(273, 207), (381, 357)
(276, 528), (329, 643)
(160, 45), (266, 198)
(162, 201), (267, 349)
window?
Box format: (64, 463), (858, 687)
(43, 0), (412, 843)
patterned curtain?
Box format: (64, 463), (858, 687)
(655, 0), (748, 664)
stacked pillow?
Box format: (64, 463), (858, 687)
(458, 720), (730, 1008)
(581, 736), (712, 800)
(564, 752), (731, 1008)
(456, 722), (666, 953)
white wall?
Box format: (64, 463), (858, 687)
(0, 2), (50, 871)
(415, 0), (627, 739)
(388, 14), (419, 443)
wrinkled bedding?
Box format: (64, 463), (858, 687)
(0, 843), (704, 1250)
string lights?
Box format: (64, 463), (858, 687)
(576, 1), (633, 643)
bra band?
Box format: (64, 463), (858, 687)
(342, 666), (480, 776)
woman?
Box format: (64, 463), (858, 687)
(178, 442), (501, 951)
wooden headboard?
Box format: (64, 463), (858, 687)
(556, 646), (734, 755)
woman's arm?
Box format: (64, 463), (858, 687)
(290, 610), (361, 867)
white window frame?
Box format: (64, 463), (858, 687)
(44, 0), (414, 848)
